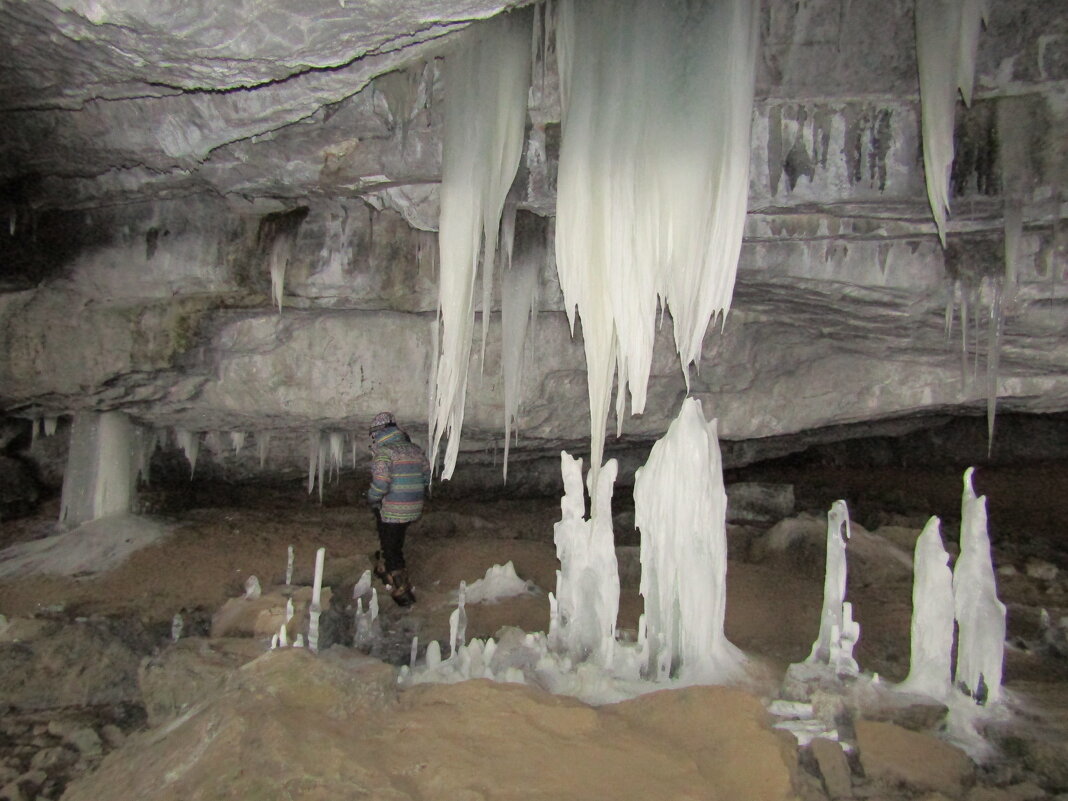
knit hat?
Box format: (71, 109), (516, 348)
(369, 411), (396, 433)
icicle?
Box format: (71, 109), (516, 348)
(501, 211), (546, 480)
(306, 431), (326, 499)
(915, 0), (988, 247)
(286, 544), (294, 586)
(60, 411), (141, 526)
(806, 500), (852, 666)
(257, 432), (271, 468)
(376, 62), (425, 151)
(953, 468), (1006, 704)
(328, 432), (345, 480)
(230, 431), (246, 454)
(43, 416), (57, 437)
(555, 0), (759, 480)
(175, 428), (200, 478)
(634, 398), (745, 682)
(900, 516), (954, 700)
(986, 279), (1003, 453)
(430, 10), (533, 480)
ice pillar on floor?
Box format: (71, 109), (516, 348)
(60, 410), (147, 527)
(634, 398), (745, 683)
(953, 468), (1006, 704)
(806, 500), (854, 667)
(899, 516), (955, 699)
(550, 453), (620, 667)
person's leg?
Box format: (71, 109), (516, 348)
(377, 518), (408, 573)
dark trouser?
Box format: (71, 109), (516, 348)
(375, 511), (409, 573)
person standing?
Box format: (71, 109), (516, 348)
(366, 412), (430, 606)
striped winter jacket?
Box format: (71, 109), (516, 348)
(366, 427), (431, 523)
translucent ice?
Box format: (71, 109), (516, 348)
(60, 411), (146, 526)
(915, 0), (988, 246)
(806, 500), (853, 666)
(554, 0), (759, 476)
(462, 561), (536, 604)
(633, 398), (745, 683)
(953, 468), (1006, 704)
(551, 453), (620, 667)
(899, 516), (955, 700)
(430, 10), (532, 480)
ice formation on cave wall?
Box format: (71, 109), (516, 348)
(915, 0), (988, 247)
(953, 467), (1006, 704)
(430, 10), (532, 480)
(806, 500), (853, 666)
(174, 428), (200, 478)
(60, 411), (147, 526)
(554, 0), (759, 481)
(633, 398), (745, 683)
(899, 516), (955, 699)
(549, 453), (620, 667)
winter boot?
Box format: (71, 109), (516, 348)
(385, 569), (416, 607)
(369, 551), (388, 584)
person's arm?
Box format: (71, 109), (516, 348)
(367, 453), (392, 506)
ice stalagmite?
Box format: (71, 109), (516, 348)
(915, 0), (988, 247)
(430, 10), (532, 480)
(60, 411), (145, 526)
(555, 0), (759, 482)
(953, 468), (1006, 704)
(550, 453), (620, 667)
(806, 500), (852, 666)
(900, 516), (955, 699)
(633, 398), (745, 683)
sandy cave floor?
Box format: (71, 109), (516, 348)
(1, 469), (1068, 800)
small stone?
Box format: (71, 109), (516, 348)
(811, 737), (853, 799)
(98, 724), (124, 749)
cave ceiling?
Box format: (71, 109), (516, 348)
(0, 0), (1067, 474)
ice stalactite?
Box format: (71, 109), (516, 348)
(175, 428), (200, 478)
(60, 411), (147, 527)
(899, 516), (955, 699)
(633, 398), (745, 683)
(230, 432), (246, 454)
(257, 207), (308, 314)
(550, 453), (620, 668)
(307, 431), (326, 501)
(953, 468), (1006, 705)
(554, 0), (759, 483)
(376, 62), (426, 151)
(257, 432), (271, 469)
(806, 500), (853, 667)
(328, 432), (345, 480)
(915, 0), (988, 247)
(501, 211), (546, 480)
(430, 10), (532, 480)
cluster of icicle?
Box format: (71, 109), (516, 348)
(429, 10), (532, 480)
(554, 0), (759, 481)
(407, 398), (746, 697)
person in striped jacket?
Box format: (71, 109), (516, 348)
(367, 412), (430, 606)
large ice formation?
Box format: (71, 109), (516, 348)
(554, 0), (759, 478)
(899, 516), (955, 699)
(550, 453), (621, 667)
(915, 0), (988, 246)
(633, 398), (745, 683)
(953, 468), (1006, 704)
(430, 10), (532, 480)
(60, 411), (149, 526)
(806, 500), (854, 667)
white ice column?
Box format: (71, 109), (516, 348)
(953, 468), (1006, 704)
(60, 411), (144, 526)
(551, 453), (620, 667)
(900, 516), (955, 699)
(806, 500), (852, 666)
(634, 398), (745, 683)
